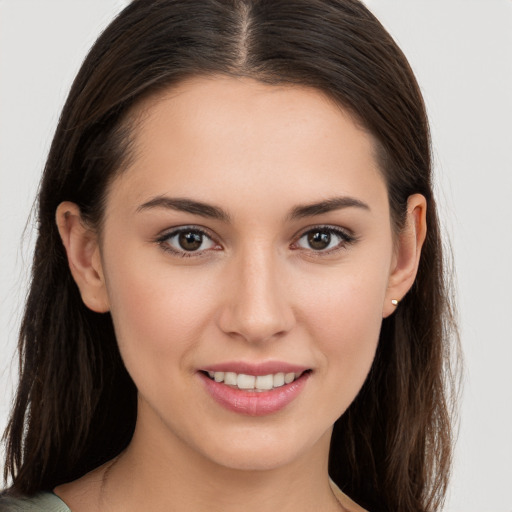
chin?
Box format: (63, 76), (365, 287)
(192, 425), (333, 473)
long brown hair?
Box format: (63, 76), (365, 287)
(3, 1), (458, 511)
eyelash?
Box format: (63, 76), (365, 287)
(155, 225), (356, 258)
(156, 226), (220, 258)
(291, 225), (356, 255)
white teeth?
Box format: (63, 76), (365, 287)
(273, 372), (285, 388)
(255, 374), (274, 390)
(237, 374), (256, 389)
(224, 372), (237, 386)
(209, 370), (304, 391)
(284, 372), (296, 384)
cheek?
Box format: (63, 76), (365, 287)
(302, 279), (384, 422)
(301, 260), (388, 334)
(297, 259), (389, 381)
(103, 253), (218, 376)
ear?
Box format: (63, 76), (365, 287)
(56, 202), (110, 313)
(383, 194), (427, 318)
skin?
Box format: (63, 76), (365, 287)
(55, 76), (426, 512)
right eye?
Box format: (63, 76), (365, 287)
(157, 227), (219, 257)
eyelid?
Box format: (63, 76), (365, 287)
(290, 224), (357, 254)
(155, 225), (221, 257)
(154, 223), (356, 258)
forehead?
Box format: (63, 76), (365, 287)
(108, 76), (388, 219)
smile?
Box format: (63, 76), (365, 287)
(199, 367), (312, 416)
(205, 371), (304, 392)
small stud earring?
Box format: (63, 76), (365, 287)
(391, 299), (399, 306)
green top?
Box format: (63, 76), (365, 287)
(0, 482), (367, 511)
(0, 492), (71, 511)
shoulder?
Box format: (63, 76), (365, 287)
(0, 491), (71, 512)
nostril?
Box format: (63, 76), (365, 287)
(217, 306), (295, 344)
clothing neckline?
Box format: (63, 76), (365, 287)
(49, 481), (365, 512)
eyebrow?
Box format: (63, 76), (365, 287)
(288, 196), (370, 220)
(136, 195), (369, 223)
(137, 196), (231, 222)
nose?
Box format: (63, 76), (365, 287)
(217, 247), (295, 344)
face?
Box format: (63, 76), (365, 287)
(92, 77), (399, 471)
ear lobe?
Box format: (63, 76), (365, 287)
(383, 194), (427, 318)
(56, 202), (110, 313)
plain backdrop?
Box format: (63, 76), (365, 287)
(1, 1), (511, 511)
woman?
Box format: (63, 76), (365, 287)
(1, 1), (457, 511)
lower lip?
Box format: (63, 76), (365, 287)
(199, 372), (310, 416)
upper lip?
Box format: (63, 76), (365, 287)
(200, 361), (311, 376)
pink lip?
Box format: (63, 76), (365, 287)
(198, 367), (311, 417)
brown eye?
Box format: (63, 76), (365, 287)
(307, 231), (331, 250)
(159, 228), (217, 255)
(295, 227), (354, 253)
(179, 231), (203, 251)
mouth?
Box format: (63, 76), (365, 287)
(198, 366), (312, 416)
(201, 370), (310, 392)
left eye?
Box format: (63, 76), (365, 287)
(159, 228), (217, 254)
(295, 227), (352, 252)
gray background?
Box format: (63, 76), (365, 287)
(1, 1), (511, 510)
